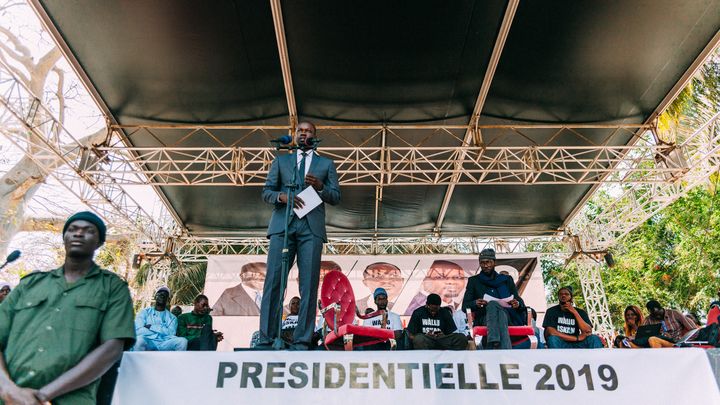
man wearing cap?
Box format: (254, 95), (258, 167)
(0, 283), (10, 304)
(133, 286), (187, 351)
(361, 288), (403, 350)
(462, 248), (525, 349)
(0, 211), (135, 404)
(406, 294), (467, 350)
(543, 286), (603, 349)
(641, 299), (696, 348)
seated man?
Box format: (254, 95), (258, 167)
(134, 286), (187, 351)
(177, 294), (223, 351)
(407, 294), (466, 350)
(462, 248), (525, 349)
(361, 288), (403, 350)
(543, 286), (603, 349)
(281, 296), (301, 345)
(641, 299), (696, 348)
(171, 305), (183, 318)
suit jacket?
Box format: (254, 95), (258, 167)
(462, 273), (524, 326)
(211, 284), (260, 316)
(262, 152), (341, 241)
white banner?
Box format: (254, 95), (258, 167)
(112, 349), (719, 404)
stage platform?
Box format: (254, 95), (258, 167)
(112, 348), (720, 405)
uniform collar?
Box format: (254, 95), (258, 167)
(50, 262), (101, 278)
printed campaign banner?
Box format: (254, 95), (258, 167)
(203, 254), (544, 350)
(112, 349), (720, 404)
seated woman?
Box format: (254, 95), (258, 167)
(614, 305), (644, 348)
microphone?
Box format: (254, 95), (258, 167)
(0, 250), (21, 270)
(270, 135), (293, 145)
(304, 137), (321, 147)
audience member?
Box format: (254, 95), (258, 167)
(407, 294), (466, 350)
(641, 299), (696, 348)
(615, 305), (644, 348)
(281, 296), (301, 344)
(543, 286), (603, 349)
(134, 286), (187, 351)
(171, 305), (183, 318)
(177, 294), (223, 351)
(0, 282), (10, 303)
(361, 288), (403, 350)
(0, 211), (135, 404)
(462, 248), (525, 349)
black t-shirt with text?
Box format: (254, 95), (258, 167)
(542, 304), (593, 337)
(407, 306), (457, 335)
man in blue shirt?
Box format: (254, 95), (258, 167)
(133, 286), (187, 351)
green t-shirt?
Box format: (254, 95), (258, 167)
(176, 311), (213, 341)
(0, 264), (135, 405)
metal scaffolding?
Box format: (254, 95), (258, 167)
(77, 123), (700, 187)
(576, 255), (615, 344)
(568, 111), (720, 251)
(0, 59), (181, 250)
(168, 235), (571, 263)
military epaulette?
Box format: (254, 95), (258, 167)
(20, 270), (49, 279)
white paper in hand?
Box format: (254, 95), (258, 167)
(483, 294), (513, 308)
(293, 186), (322, 218)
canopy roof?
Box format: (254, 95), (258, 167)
(33, 0), (720, 238)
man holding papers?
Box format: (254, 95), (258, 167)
(462, 248), (526, 349)
(258, 121), (341, 350)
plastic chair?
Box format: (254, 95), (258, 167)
(318, 270), (395, 350)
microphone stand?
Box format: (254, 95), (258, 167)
(271, 142), (302, 350)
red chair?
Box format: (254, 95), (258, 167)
(467, 307), (537, 349)
(707, 305), (720, 326)
(318, 270), (395, 350)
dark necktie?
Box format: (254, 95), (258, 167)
(297, 152), (307, 186)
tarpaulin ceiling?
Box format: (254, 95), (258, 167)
(34, 0), (720, 238)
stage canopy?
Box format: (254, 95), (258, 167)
(32, 0), (720, 238)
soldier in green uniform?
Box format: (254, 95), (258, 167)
(0, 211), (135, 405)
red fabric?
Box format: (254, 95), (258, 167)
(472, 326), (534, 337)
(320, 270), (356, 330)
(707, 306), (720, 326)
(325, 325), (395, 347)
(319, 270), (394, 349)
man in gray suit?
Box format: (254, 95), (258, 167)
(258, 121), (341, 350)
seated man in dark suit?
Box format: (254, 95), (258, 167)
(462, 248), (525, 349)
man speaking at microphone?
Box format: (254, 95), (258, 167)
(257, 121), (341, 350)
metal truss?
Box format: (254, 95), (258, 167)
(576, 256), (615, 344)
(569, 110), (720, 251)
(134, 256), (173, 308)
(0, 59), (180, 249)
(167, 235), (571, 262)
(75, 122), (704, 187)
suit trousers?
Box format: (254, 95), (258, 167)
(485, 301), (512, 349)
(259, 216), (323, 345)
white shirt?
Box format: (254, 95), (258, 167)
(453, 309), (471, 336)
(296, 150), (314, 177)
(362, 311), (403, 331)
